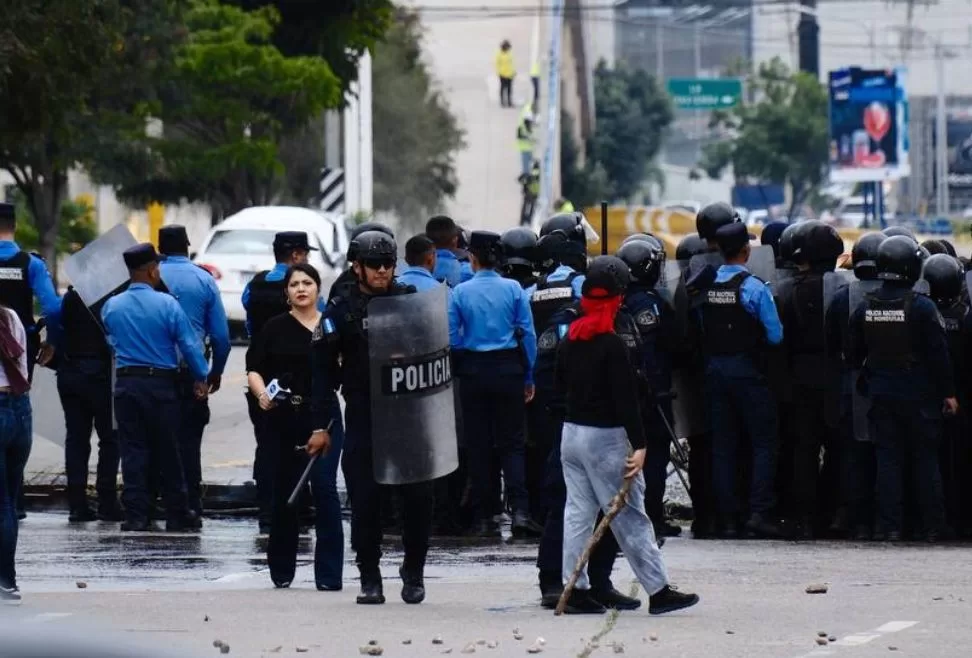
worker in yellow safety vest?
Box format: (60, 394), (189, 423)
(530, 58), (540, 106)
(496, 40), (515, 108)
(554, 198), (575, 213)
(516, 114), (535, 177)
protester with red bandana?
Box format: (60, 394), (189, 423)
(555, 255), (699, 615)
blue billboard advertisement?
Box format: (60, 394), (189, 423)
(828, 67), (910, 182)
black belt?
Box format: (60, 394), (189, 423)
(116, 366), (180, 379)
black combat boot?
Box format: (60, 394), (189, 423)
(357, 569), (385, 605)
(563, 588), (606, 615)
(399, 566), (426, 604)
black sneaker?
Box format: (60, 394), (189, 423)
(511, 511), (544, 538)
(649, 585), (700, 615)
(540, 585), (562, 610)
(590, 586), (642, 611)
(69, 507), (97, 523)
(399, 567), (426, 604)
(0, 585), (21, 606)
(563, 589), (606, 615)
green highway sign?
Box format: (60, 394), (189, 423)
(666, 78), (743, 110)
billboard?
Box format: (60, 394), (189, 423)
(828, 67), (910, 182)
(932, 105), (972, 192)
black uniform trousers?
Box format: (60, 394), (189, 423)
(837, 387), (876, 533)
(790, 384), (840, 528)
(459, 351), (530, 523)
(941, 403), (972, 535)
(343, 395), (433, 577)
(869, 396), (946, 536)
(113, 374), (188, 525)
(537, 420), (618, 591)
(642, 399), (674, 526)
(526, 390), (559, 524)
(247, 391), (273, 526)
(57, 358), (119, 513)
(177, 373), (210, 515)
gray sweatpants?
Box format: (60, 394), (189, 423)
(561, 422), (669, 595)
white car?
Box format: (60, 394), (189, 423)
(192, 206), (349, 337)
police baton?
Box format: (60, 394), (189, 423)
(600, 200), (608, 256)
(287, 419), (334, 507)
(655, 403), (692, 496)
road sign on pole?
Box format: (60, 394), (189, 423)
(666, 78), (743, 110)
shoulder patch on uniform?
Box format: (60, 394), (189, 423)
(635, 309), (658, 328)
(538, 328), (559, 351)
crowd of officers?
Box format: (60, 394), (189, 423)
(9, 196), (972, 609)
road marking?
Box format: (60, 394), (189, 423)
(28, 612), (73, 623)
(792, 621), (918, 658)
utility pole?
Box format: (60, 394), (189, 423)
(935, 42), (950, 215)
(797, 0), (819, 77)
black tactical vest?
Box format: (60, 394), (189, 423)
(783, 273), (826, 356)
(530, 271), (580, 335)
(940, 300), (967, 388)
(247, 271), (288, 338)
(701, 272), (763, 356)
(0, 251), (34, 331)
(61, 288), (111, 362)
(862, 291), (917, 370)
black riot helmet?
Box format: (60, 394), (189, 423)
(351, 230), (397, 263)
(538, 212), (587, 271)
(540, 212), (588, 244)
(778, 221), (813, 265)
(583, 255), (630, 297)
(616, 239), (664, 288)
(696, 202), (739, 242)
(876, 235), (924, 284)
(921, 239), (948, 256)
(882, 225), (916, 242)
(675, 234), (708, 261)
(347, 222), (394, 262)
(922, 253), (964, 304)
(940, 239), (958, 257)
(798, 222), (844, 266)
(621, 232), (664, 252)
(760, 221), (789, 261)
(500, 227), (538, 269)
(851, 232), (886, 279)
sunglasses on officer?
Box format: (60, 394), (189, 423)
(361, 257), (396, 271)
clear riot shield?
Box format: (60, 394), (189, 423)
(367, 285), (459, 484)
(668, 258), (707, 438)
(822, 270), (852, 428)
(62, 224), (138, 307)
(688, 244), (777, 285)
(823, 270), (853, 324)
(849, 279), (882, 441)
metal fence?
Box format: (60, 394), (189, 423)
(614, 4), (752, 170)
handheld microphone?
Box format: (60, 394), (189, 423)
(265, 376), (292, 400)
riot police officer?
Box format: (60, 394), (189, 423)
(158, 225), (231, 518)
(616, 238), (682, 537)
(701, 223), (784, 538)
(449, 231), (540, 538)
(101, 244), (209, 532)
(824, 231), (885, 540)
(921, 254), (972, 537)
(847, 236), (956, 542)
(243, 231), (318, 532)
(56, 287), (121, 522)
(500, 227), (539, 289)
(760, 221), (789, 265)
(695, 202), (740, 251)
(310, 230), (434, 605)
(329, 222), (395, 301)
(777, 222), (844, 538)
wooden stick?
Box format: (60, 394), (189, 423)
(555, 474), (634, 616)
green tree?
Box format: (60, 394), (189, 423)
(225, 0), (393, 99)
(89, 0), (342, 219)
(699, 57), (829, 217)
(0, 0), (186, 263)
(587, 61), (673, 202)
(371, 8), (465, 232)
(7, 192), (98, 258)
(560, 110), (611, 208)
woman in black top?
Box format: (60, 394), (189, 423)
(555, 256), (698, 615)
(246, 264), (344, 590)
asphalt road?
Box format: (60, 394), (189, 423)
(12, 511), (972, 658)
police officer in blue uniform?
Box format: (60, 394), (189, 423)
(701, 223), (784, 538)
(449, 230), (541, 537)
(397, 235), (443, 292)
(55, 287), (122, 522)
(242, 231), (317, 532)
(158, 225), (231, 517)
(427, 215), (473, 287)
(847, 236), (957, 542)
(616, 238), (683, 537)
(311, 230), (433, 605)
(101, 243), (209, 532)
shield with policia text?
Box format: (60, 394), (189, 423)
(368, 285), (459, 484)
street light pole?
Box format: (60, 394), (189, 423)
(935, 43), (950, 215)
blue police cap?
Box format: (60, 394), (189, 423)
(714, 222), (756, 253)
(0, 203), (14, 221)
(469, 230), (502, 252)
(123, 243), (162, 270)
(158, 225), (190, 255)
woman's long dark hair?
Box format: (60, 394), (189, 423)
(284, 263), (321, 289)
